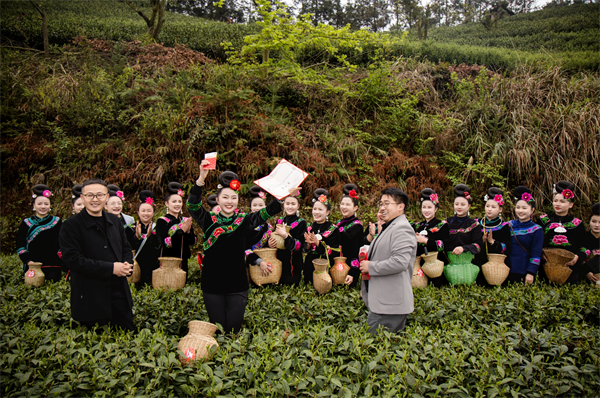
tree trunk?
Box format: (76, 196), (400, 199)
(125, 0), (166, 41)
(29, 0), (49, 56)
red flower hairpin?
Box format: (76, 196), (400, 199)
(229, 180), (241, 191)
(494, 194), (504, 206)
(177, 189), (184, 197)
(258, 191), (266, 200)
(116, 191), (124, 200)
(318, 194), (327, 203)
(562, 189), (574, 200)
(42, 190), (52, 198)
(349, 190), (358, 199)
(464, 192), (471, 200)
(521, 192), (532, 202)
(429, 193), (439, 204)
(145, 197), (154, 205)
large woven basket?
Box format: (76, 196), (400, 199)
(543, 248), (576, 266)
(330, 257), (349, 285)
(153, 257), (186, 291)
(249, 248), (282, 286)
(444, 264), (480, 285)
(542, 248), (575, 285)
(595, 273), (600, 281)
(128, 250), (141, 283)
(421, 252), (444, 278)
(178, 321), (218, 365)
(273, 226), (291, 250)
(482, 254), (509, 286)
(24, 262), (45, 287)
(313, 259), (332, 294)
(411, 257), (428, 288)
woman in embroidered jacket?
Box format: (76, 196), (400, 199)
(413, 188), (449, 287)
(505, 186), (544, 284)
(583, 203), (600, 284)
(303, 188), (339, 284)
(16, 184), (64, 282)
(538, 180), (587, 284)
(445, 184), (484, 260)
(474, 187), (512, 286)
(336, 184), (364, 287)
(130, 190), (161, 286)
(268, 187), (307, 286)
(188, 162), (287, 334)
(155, 182), (196, 279)
(245, 185), (275, 281)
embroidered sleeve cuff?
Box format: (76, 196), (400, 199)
(436, 240), (444, 252)
(473, 243), (481, 253)
(259, 207), (272, 222)
(293, 240), (301, 251)
(17, 248), (27, 255)
(529, 257), (541, 265)
(500, 242), (507, 254)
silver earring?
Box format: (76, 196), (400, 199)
(326, 216), (329, 221)
(296, 210), (300, 217)
(467, 211), (470, 216)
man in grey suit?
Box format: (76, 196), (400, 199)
(360, 187), (416, 334)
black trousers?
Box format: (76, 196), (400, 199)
(81, 284), (134, 332)
(203, 290), (249, 334)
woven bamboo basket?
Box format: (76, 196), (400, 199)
(24, 262), (45, 287)
(153, 257), (186, 291)
(273, 226), (291, 249)
(595, 273), (600, 281)
(178, 321), (219, 365)
(330, 257), (349, 285)
(444, 252), (478, 285)
(128, 250), (141, 283)
(543, 248), (575, 285)
(482, 254), (510, 286)
(249, 248), (282, 286)
(421, 252), (444, 278)
(313, 259), (332, 294)
(411, 256), (428, 288)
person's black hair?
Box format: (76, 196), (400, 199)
(216, 171), (240, 197)
(420, 188), (438, 208)
(485, 187), (504, 206)
(137, 190), (156, 210)
(107, 184), (121, 198)
(591, 202), (600, 220)
(32, 184), (51, 204)
(71, 184), (82, 205)
(453, 184), (472, 204)
(312, 188), (331, 211)
(165, 182), (184, 202)
(342, 183), (359, 206)
(553, 180), (576, 200)
(82, 178), (107, 189)
(381, 187), (409, 208)
(207, 194), (218, 208)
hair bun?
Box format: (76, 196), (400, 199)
(139, 190), (155, 203)
(32, 184), (50, 196)
(71, 184), (82, 198)
(486, 187), (503, 198)
(249, 185), (265, 198)
(167, 182), (183, 194)
(420, 188), (436, 202)
(207, 194), (218, 207)
(107, 184), (121, 197)
(453, 184), (472, 202)
(343, 183), (358, 196)
(313, 188), (329, 200)
(592, 202), (599, 216)
(553, 180), (575, 194)
(218, 171), (240, 189)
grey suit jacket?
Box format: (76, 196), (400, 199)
(361, 214), (416, 315)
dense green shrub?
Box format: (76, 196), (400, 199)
(2, 254), (599, 397)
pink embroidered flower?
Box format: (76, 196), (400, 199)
(323, 231), (331, 237)
(549, 223), (562, 229)
(290, 221), (299, 229)
(213, 227), (225, 237)
(573, 218), (581, 226)
(552, 235), (569, 245)
(277, 219), (284, 225)
(585, 249), (591, 256)
(42, 190), (52, 198)
(351, 259), (359, 267)
(339, 227), (344, 232)
(521, 192), (532, 202)
(562, 189), (574, 200)
(294, 241), (301, 250)
(307, 226), (312, 232)
(327, 246), (332, 255)
(234, 217), (243, 225)
(164, 237), (172, 247)
(258, 191), (266, 200)
(211, 215), (217, 223)
(116, 191), (124, 200)
(494, 194), (504, 206)
(145, 197), (154, 205)
(429, 193), (439, 204)
(57, 250), (62, 259)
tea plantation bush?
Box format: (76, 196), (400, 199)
(2, 254), (599, 397)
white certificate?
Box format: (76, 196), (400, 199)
(254, 159), (309, 200)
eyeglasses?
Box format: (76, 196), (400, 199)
(82, 193), (108, 200)
(378, 201), (399, 208)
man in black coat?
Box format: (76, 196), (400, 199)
(59, 178), (135, 331)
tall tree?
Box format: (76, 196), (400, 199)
(124, 0), (167, 40)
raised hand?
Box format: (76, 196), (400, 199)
(198, 159), (211, 183)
